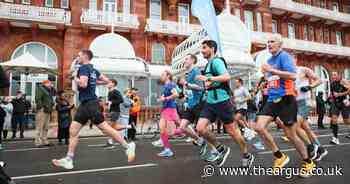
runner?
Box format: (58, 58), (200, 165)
(255, 34), (315, 177)
(52, 49), (135, 169)
(233, 78), (250, 128)
(156, 70), (179, 157)
(295, 66), (328, 161)
(196, 40), (254, 167)
(104, 79), (127, 148)
(329, 72), (350, 144)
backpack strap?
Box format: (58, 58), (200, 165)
(206, 57), (232, 100)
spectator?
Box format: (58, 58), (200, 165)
(316, 92), (326, 129)
(56, 91), (74, 145)
(11, 91), (26, 139)
(1, 97), (13, 140)
(118, 89), (133, 140)
(0, 104), (5, 150)
(128, 88), (141, 141)
(23, 94), (32, 129)
(35, 80), (55, 147)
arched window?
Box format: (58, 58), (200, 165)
(152, 43), (165, 64)
(314, 65), (330, 97)
(10, 42), (58, 101)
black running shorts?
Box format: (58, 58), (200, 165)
(330, 103), (350, 119)
(199, 100), (234, 124)
(74, 100), (105, 125)
(258, 95), (297, 126)
(182, 102), (204, 124)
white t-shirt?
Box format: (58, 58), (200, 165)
(234, 86), (249, 110)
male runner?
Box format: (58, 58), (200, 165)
(52, 49), (135, 169)
(255, 34), (315, 177)
(196, 40), (254, 167)
(233, 78), (251, 127)
(329, 72), (350, 144)
(295, 66), (328, 161)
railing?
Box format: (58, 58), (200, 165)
(250, 31), (350, 57)
(81, 9), (139, 29)
(0, 2), (71, 24)
(145, 18), (202, 36)
(270, 0), (350, 24)
(244, 0), (262, 4)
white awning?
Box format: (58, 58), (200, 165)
(91, 57), (148, 77)
(0, 53), (56, 75)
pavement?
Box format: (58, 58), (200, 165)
(0, 124), (349, 184)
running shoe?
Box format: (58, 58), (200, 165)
(253, 141), (265, 150)
(104, 145), (117, 150)
(152, 139), (163, 147)
(242, 153), (255, 168)
(315, 147), (328, 162)
(199, 142), (208, 159)
(300, 160), (316, 178)
(205, 151), (219, 162)
(281, 136), (289, 142)
(52, 157), (74, 170)
(0, 161), (5, 167)
(126, 142), (136, 162)
(346, 134), (350, 139)
(330, 137), (340, 145)
(272, 154), (290, 173)
(157, 148), (174, 157)
(307, 144), (319, 160)
(216, 146), (231, 167)
(185, 137), (193, 143)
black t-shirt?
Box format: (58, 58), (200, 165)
(77, 64), (101, 103)
(108, 89), (123, 112)
(330, 81), (348, 104)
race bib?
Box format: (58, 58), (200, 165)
(267, 75), (281, 89)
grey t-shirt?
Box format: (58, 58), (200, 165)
(233, 86), (249, 110)
(119, 96), (133, 118)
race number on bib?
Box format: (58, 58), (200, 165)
(267, 75), (281, 89)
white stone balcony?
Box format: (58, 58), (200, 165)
(270, 0), (350, 25)
(81, 9), (139, 29)
(0, 2), (71, 24)
(145, 18), (202, 36)
(250, 31), (350, 57)
(242, 0), (262, 5)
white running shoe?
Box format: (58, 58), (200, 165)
(52, 157), (74, 170)
(330, 137), (340, 145)
(126, 142), (136, 162)
(152, 139), (163, 147)
(185, 137), (193, 143)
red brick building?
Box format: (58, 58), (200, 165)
(0, 0), (350, 101)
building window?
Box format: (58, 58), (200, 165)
(103, 0), (117, 12)
(178, 3), (190, 24)
(309, 25), (314, 41)
(123, 0), (130, 14)
(61, 0), (69, 8)
(150, 0), (161, 20)
(235, 9), (241, 19)
(319, 28), (324, 43)
(336, 31), (342, 46)
(22, 0), (30, 5)
(272, 19), (278, 33)
(333, 2), (339, 12)
(303, 25), (308, 40)
(344, 69), (350, 80)
(152, 43), (165, 64)
(324, 28), (329, 43)
(288, 23), (295, 39)
(320, 0), (326, 8)
(244, 10), (254, 31)
(256, 12), (262, 32)
(89, 0), (97, 10)
(314, 65), (330, 97)
(45, 0), (54, 7)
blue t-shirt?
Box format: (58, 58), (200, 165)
(186, 67), (204, 108)
(162, 82), (177, 109)
(77, 64), (101, 102)
(205, 58), (230, 104)
(266, 50), (296, 102)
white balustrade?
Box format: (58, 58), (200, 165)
(145, 18), (202, 36)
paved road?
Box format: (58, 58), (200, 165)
(0, 126), (349, 184)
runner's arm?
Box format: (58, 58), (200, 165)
(75, 76), (88, 88)
(262, 64), (296, 80)
(97, 74), (110, 85)
(305, 67), (322, 88)
(165, 88), (179, 101)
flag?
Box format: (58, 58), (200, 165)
(191, 0), (222, 55)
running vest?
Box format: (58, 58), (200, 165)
(203, 57), (232, 100)
(330, 81), (348, 105)
(295, 67), (311, 101)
